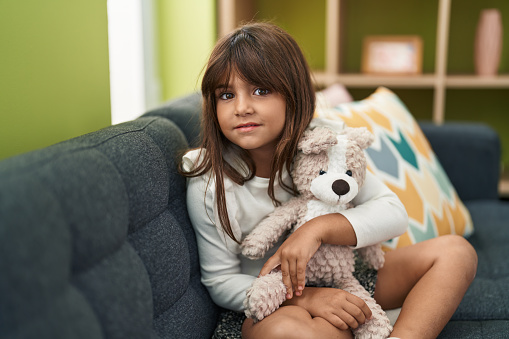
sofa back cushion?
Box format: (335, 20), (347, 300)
(0, 117), (217, 338)
(143, 92), (203, 148)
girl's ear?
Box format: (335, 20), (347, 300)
(298, 126), (338, 154)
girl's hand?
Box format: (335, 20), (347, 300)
(259, 225), (321, 299)
(284, 286), (372, 330)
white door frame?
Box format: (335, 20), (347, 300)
(107, 0), (161, 125)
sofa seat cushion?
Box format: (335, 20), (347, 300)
(439, 320), (509, 339)
(451, 200), (509, 321)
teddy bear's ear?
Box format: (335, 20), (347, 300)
(298, 126), (338, 154)
(343, 127), (374, 150)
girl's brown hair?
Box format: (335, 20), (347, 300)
(181, 22), (315, 243)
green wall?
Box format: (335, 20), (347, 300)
(0, 0), (216, 160)
(2, 0), (508, 167)
(157, 0), (216, 101)
(255, 0), (326, 70)
(0, 0), (111, 160)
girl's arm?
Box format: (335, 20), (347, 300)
(187, 176), (255, 311)
(261, 171), (408, 298)
(338, 171), (408, 248)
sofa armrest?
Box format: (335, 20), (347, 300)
(419, 122), (501, 201)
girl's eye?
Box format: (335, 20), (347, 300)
(254, 88), (270, 96)
(346, 170), (353, 176)
(319, 170), (326, 175)
(219, 92), (234, 100)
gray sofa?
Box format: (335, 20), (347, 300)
(1, 93), (508, 338)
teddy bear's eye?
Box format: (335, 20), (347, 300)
(319, 170), (326, 175)
(346, 170), (353, 176)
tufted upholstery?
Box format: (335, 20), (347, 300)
(2, 92), (509, 339)
(0, 117), (218, 338)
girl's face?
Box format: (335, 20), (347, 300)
(215, 73), (286, 157)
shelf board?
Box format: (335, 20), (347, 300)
(313, 72), (437, 88)
(446, 75), (509, 88)
(313, 72), (509, 89)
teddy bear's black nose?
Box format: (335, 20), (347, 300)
(332, 179), (350, 196)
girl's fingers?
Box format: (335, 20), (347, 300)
(288, 259), (298, 295)
(290, 261), (305, 296)
(258, 251), (298, 299)
(285, 256), (305, 297)
(280, 258), (293, 299)
(296, 261), (307, 295)
(280, 248), (308, 296)
(346, 294), (372, 320)
(285, 260), (307, 297)
(328, 297), (369, 330)
(333, 310), (359, 330)
(324, 314), (349, 331)
(341, 303), (366, 328)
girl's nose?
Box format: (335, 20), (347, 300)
(234, 96), (254, 116)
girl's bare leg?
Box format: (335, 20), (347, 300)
(242, 305), (353, 339)
(375, 235), (478, 339)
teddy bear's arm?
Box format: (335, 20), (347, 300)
(241, 197), (305, 260)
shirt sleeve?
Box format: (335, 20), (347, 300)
(341, 171), (409, 249)
(186, 175), (255, 312)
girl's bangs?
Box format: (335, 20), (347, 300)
(209, 40), (282, 94)
(232, 44), (279, 91)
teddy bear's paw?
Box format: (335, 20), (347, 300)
(241, 247), (265, 260)
(353, 320), (392, 339)
(241, 237), (268, 259)
(243, 271), (287, 321)
(353, 305), (392, 339)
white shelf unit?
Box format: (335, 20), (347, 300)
(217, 0), (509, 194)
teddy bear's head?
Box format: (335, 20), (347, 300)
(292, 126), (374, 206)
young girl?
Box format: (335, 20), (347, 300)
(181, 22), (477, 339)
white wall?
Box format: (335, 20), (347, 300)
(107, 0), (161, 125)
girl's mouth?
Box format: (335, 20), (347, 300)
(235, 123), (260, 132)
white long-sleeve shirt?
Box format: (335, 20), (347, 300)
(183, 150), (408, 312)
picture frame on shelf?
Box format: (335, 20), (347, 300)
(362, 36), (423, 75)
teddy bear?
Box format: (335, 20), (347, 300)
(240, 124), (392, 338)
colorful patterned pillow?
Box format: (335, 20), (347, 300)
(314, 87), (473, 250)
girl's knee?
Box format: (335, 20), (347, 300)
(242, 306), (315, 339)
(242, 305), (352, 339)
(438, 235), (476, 259)
(434, 235), (478, 280)
(270, 307), (317, 338)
